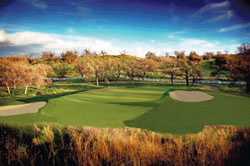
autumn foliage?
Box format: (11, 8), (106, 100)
(0, 57), (50, 94)
(1, 43), (250, 92)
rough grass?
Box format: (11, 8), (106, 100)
(216, 84), (250, 97)
(1, 124), (250, 165)
(1, 85), (250, 134)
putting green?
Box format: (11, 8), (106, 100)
(0, 86), (250, 134)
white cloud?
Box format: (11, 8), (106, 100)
(0, 30), (239, 57)
(69, 0), (91, 15)
(23, 0), (47, 9)
(191, 1), (233, 22)
(198, 1), (229, 13)
(219, 23), (250, 32)
(208, 10), (233, 22)
(0, 30), (122, 56)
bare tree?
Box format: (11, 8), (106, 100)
(175, 51), (185, 60)
(89, 57), (104, 86)
(161, 58), (178, 85)
(61, 51), (78, 64)
(100, 50), (108, 56)
(238, 43), (250, 54)
(42, 52), (54, 62)
(138, 59), (158, 80)
(178, 57), (202, 86)
(76, 57), (91, 80)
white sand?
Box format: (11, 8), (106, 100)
(0, 102), (46, 116)
(170, 90), (214, 102)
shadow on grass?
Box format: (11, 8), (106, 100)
(123, 89), (205, 135)
(18, 89), (90, 103)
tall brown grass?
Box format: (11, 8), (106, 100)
(0, 125), (250, 165)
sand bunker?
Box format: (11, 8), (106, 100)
(0, 102), (46, 116)
(170, 90), (214, 102)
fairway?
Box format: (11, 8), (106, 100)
(0, 86), (250, 134)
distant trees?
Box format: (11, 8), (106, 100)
(53, 63), (74, 79)
(238, 43), (250, 54)
(0, 59), (17, 94)
(214, 53), (228, 69)
(75, 57), (91, 80)
(178, 53), (202, 86)
(61, 51), (78, 64)
(227, 43), (250, 91)
(123, 58), (139, 80)
(100, 50), (108, 56)
(188, 52), (202, 62)
(4, 44), (250, 93)
(175, 51), (185, 60)
(161, 58), (178, 85)
(138, 59), (158, 80)
(81, 49), (91, 57)
(145, 51), (157, 60)
(42, 52), (54, 62)
(0, 58), (50, 94)
(89, 57), (104, 86)
(202, 52), (213, 60)
(103, 56), (116, 82)
(113, 58), (122, 81)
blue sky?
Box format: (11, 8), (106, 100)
(0, 0), (250, 57)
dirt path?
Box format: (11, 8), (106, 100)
(0, 102), (46, 116)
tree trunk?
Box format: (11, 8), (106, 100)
(131, 70), (134, 81)
(24, 85), (28, 94)
(13, 81), (16, 90)
(96, 75), (99, 86)
(192, 78), (195, 86)
(171, 75), (174, 85)
(80, 73), (84, 82)
(6, 83), (10, 94)
(186, 73), (189, 86)
(143, 71), (146, 80)
(246, 81), (250, 92)
(117, 70), (121, 82)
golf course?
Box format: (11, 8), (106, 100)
(1, 84), (250, 134)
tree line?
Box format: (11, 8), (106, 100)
(43, 50), (204, 86)
(0, 43), (250, 94)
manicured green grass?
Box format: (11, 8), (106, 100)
(0, 84), (101, 106)
(0, 84), (250, 134)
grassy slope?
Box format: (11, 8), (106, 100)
(201, 60), (230, 79)
(1, 85), (250, 134)
(200, 60), (217, 78)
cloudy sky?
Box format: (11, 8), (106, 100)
(0, 0), (250, 57)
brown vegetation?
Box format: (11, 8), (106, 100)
(0, 58), (50, 94)
(227, 43), (250, 91)
(0, 125), (250, 165)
